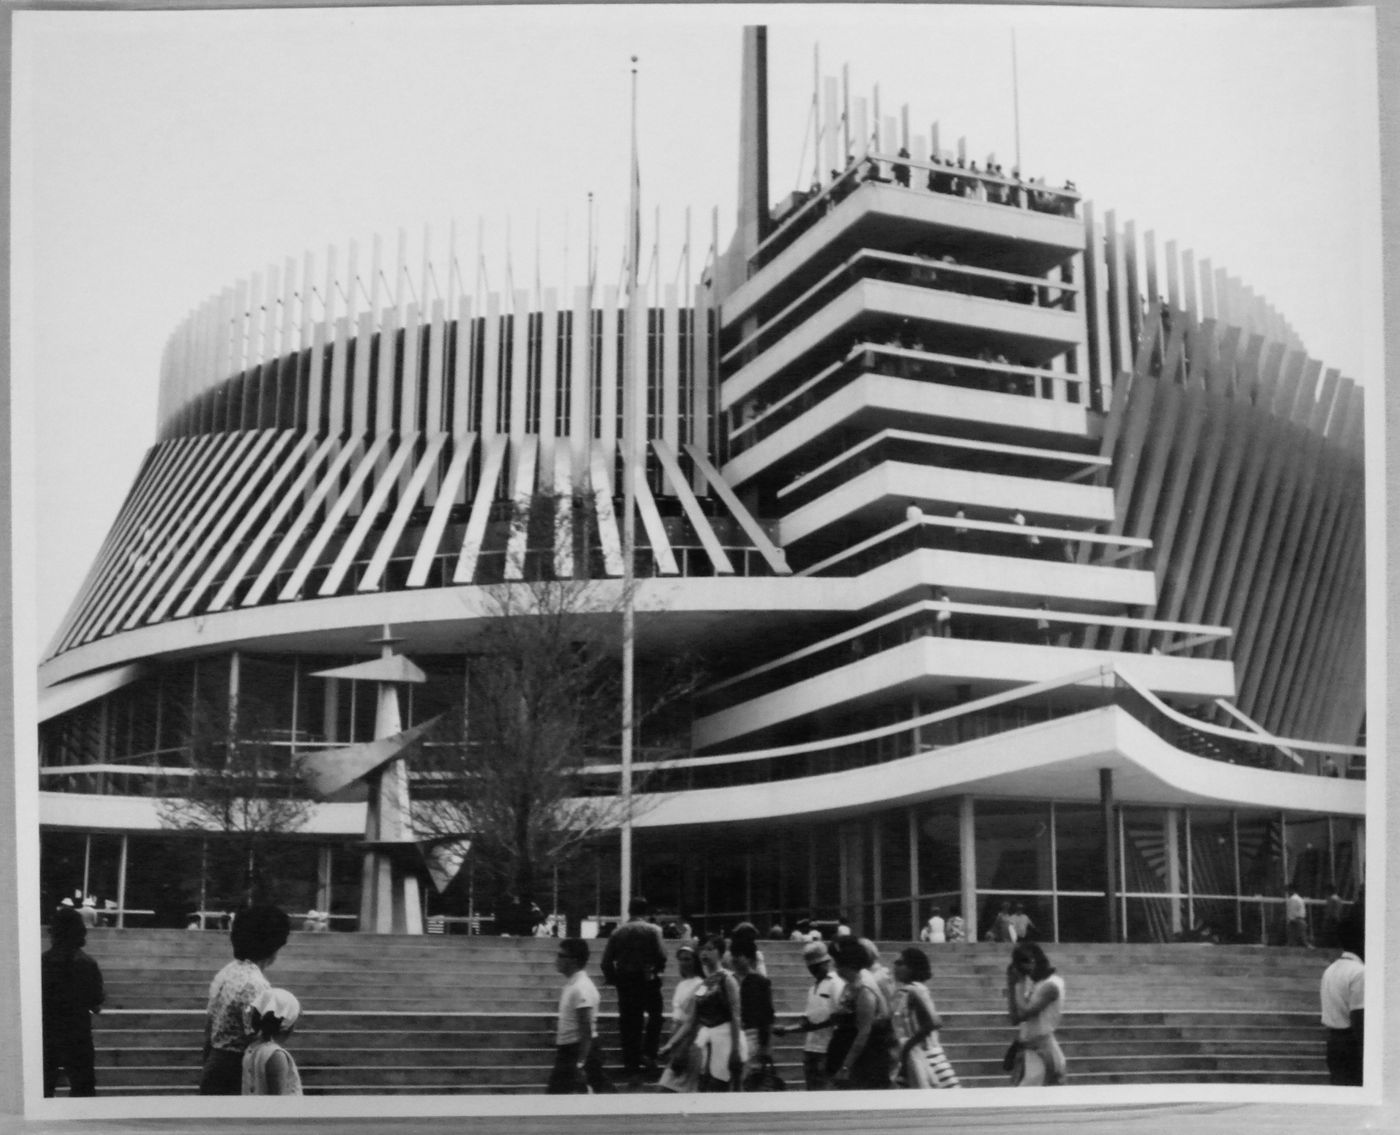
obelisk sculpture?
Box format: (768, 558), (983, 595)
(307, 628), (429, 934)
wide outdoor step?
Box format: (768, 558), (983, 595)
(65, 932), (1333, 1095)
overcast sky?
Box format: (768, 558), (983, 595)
(12, 3), (1382, 656)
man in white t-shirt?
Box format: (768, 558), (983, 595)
(547, 938), (614, 1094)
(1319, 917), (1364, 1085)
(922, 907), (947, 944)
(773, 940), (845, 1090)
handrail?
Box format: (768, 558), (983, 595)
(1113, 667), (1365, 758)
(797, 517), (1151, 578)
(589, 664), (1118, 773)
(696, 600), (1228, 702)
(727, 342), (1082, 453)
(777, 427), (1108, 502)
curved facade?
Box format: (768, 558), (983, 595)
(38, 29), (1366, 944)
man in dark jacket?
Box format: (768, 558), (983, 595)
(600, 897), (666, 1078)
(42, 906), (105, 1097)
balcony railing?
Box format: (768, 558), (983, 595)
(692, 599), (1230, 718)
(772, 433), (1100, 516)
(796, 517), (1151, 577)
(723, 249), (1077, 369)
(728, 342), (1080, 457)
(586, 665), (1364, 794)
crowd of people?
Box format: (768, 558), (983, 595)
(552, 898), (1058, 1094)
(823, 149), (1077, 219)
(38, 888), (1366, 1096)
(758, 142), (1078, 271)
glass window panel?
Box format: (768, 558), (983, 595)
(1189, 896), (1240, 943)
(1124, 896), (1177, 944)
(879, 898), (912, 941)
(1329, 819), (1362, 901)
(85, 834), (125, 916)
(1121, 807), (1172, 896)
(330, 842), (361, 930)
(915, 801), (961, 895)
(878, 809), (910, 902)
(1236, 814), (1284, 897)
(811, 822), (841, 911)
(1054, 803), (1104, 893)
(39, 831), (88, 918)
(1284, 817), (1330, 899)
(124, 834), (202, 928)
(1186, 808), (1236, 897)
(262, 838), (320, 914)
(1055, 895), (1107, 943)
(975, 801), (1051, 891)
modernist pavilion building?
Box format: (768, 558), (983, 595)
(37, 29), (1366, 944)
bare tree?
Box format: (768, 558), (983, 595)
(412, 495), (697, 929)
(156, 689), (312, 909)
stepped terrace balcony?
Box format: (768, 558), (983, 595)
(729, 161), (1082, 323)
(721, 270), (1085, 412)
(725, 358), (1089, 489)
(722, 247), (1078, 370)
(778, 456), (1114, 546)
(729, 340), (1085, 456)
(771, 428), (1108, 515)
(689, 611), (1236, 749)
(594, 668), (1364, 796)
(797, 517), (1153, 580)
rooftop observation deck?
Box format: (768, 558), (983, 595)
(724, 156), (1083, 329)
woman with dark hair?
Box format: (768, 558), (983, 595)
(199, 904), (291, 1095)
(826, 936), (896, 1089)
(890, 947), (960, 1089)
(1005, 941), (1066, 1086)
(891, 947), (959, 1089)
(730, 936), (774, 1085)
(42, 906), (104, 1097)
(690, 934), (746, 1090)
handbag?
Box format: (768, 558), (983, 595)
(1001, 1039), (1020, 1073)
(742, 1055), (786, 1092)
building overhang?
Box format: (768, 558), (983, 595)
(635, 705), (1365, 831)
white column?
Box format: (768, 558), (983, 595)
(959, 796), (977, 941)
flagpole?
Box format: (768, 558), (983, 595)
(619, 54), (639, 920)
(1011, 28), (1022, 174)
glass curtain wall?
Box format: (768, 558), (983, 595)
(639, 801), (1362, 945)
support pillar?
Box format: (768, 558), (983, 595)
(958, 796), (977, 941)
(1165, 808), (1183, 937)
(116, 834), (129, 929)
(839, 821), (865, 934)
(317, 845), (333, 914)
(1101, 769), (1120, 943)
(908, 808), (920, 938)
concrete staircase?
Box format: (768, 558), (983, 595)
(71, 931), (1328, 1095)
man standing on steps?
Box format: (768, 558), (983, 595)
(1319, 914), (1364, 1085)
(547, 938), (614, 1094)
(601, 896), (667, 1081)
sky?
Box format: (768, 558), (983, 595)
(11, 3), (1383, 654)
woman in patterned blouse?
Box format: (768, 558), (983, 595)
(198, 905), (290, 1094)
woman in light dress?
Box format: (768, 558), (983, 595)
(657, 944), (704, 1092)
(891, 947), (960, 1089)
(1005, 942), (1066, 1086)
